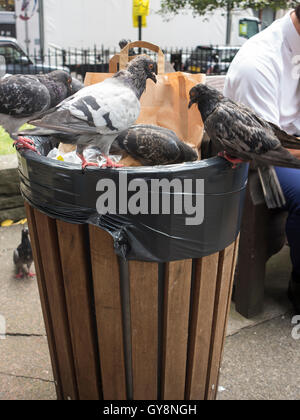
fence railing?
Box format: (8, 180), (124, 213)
(0, 46), (240, 80)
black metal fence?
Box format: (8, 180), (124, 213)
(0, 45), (240, 80)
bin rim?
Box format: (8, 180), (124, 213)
(17, 135), (232, 176)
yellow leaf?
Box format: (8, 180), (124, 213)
(13, 219), (27, 225)
(1, 220), (14, 227)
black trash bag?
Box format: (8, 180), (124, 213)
(17, 136), (249, 262)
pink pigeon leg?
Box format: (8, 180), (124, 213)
(14, 137), (37, 152)
(102, 155), (124, 168)
(77, 153), (100, 170)
(218, 151), (245, 169)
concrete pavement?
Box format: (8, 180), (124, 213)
(0, 224), (299, 400)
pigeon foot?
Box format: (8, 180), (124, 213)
(218, 151), (244, 169)
(14, 137), (38, 153)
(27, 272), (36, 278)
(102, 155), (124, 169)
(77, 153), (99, 171)
(15, 272), (24, 279)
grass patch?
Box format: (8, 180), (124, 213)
(0, 126), (15, 155)
(0, 124), (34, 155)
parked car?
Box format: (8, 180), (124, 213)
(0, 37), (70, 75)
(184, 46), (240, 74)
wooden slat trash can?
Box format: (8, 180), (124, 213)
(18, 132), (247, 400)
(25, 205), (239, 401)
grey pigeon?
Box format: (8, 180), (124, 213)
(24, 55), (157, 169)
(119, 39), (136, 56)
(71, 77), (84, 95)
(188, 84), (300, 209)
(13, 228), (34, 279)
(112, 124), (198, 166)
(0, 70), (72, 139)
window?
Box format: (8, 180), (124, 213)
(0, 45), (25, 64)
(0, 0), (15, 12)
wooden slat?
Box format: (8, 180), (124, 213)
(129, 261), (158, 400)
(33, 209), (78, 400)
(205, 241), (236, 400)
(56, 221), (101, 400)
(185, 252), (219, 400)
(89, 226), (127, 400)
(162, 260), (192, 400)
(25, 203), (62, 400)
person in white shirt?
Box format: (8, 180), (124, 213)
(224, 6), (300, 313)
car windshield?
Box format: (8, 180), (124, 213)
(191, 48), (214, 60)
(217, 49), (239, 63)
(0, 44), (28, 64)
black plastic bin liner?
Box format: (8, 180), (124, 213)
(17, 136), (249, 262)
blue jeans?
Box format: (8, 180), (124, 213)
(275, 167), (300, 278)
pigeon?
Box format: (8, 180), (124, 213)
(0, 70), (72, 141)
(13, 228), (35, 279)
(71, 77), (84, 95)
(119, 39), (136, 56)
(111, 124), (198, 166)
(188, 84), (300, 209)
(19, 55), (157, 169)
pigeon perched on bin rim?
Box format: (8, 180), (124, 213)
(17, 55), (157, 169)
(0, 70), (72, 140)
(188, 83), (300, 209)
(112, 124), (198, 166)
(13, 228), (35, 279)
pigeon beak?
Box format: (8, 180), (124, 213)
(149, 72), (157, 84)
(188, 99), (195, 109)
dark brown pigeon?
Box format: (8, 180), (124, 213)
(112, 124), (198, 166)
(18, 56), (157, 169)
(188, 84), (300, 209)
(13, 228), (35, 279)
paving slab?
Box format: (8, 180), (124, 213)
(0, 154), (18, 170)
(218, 315), (300, 400)
(0, 375), (56, 400)
(0, 225), (45, 335)
(0, 336), (53, 382)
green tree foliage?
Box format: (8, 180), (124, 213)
(159, 0), (298, 16)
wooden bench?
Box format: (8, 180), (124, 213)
(204, 76), (287, 318)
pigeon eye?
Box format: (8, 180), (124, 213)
(148, 64), (154, 70)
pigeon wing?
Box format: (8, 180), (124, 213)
(115, 125), (182, 166)
(267, 121), (300, 150)
(205, 99), (280, 159)
(13, 248), (20, 266)
(30, 78), (141, 136)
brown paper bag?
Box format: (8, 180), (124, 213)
(84, 41), (205, 163)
